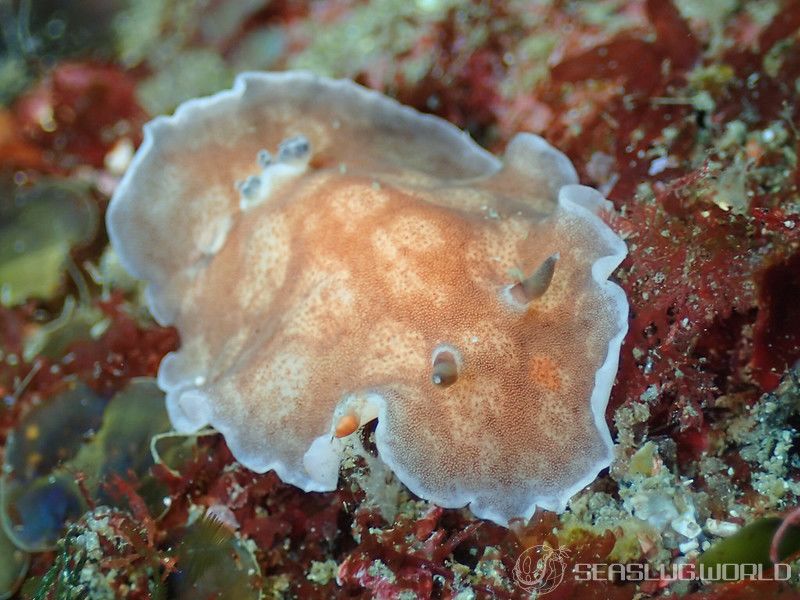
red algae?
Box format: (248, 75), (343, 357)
(510, 0), (800, 469)
(2, 0), (800, 598)
(751, 246), (800, 392)
(14, 62), (146, 171)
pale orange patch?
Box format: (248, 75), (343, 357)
(529, 355), (562, 392)
(334, 413), (360, 438)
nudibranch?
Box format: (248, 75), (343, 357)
(107, 71), (628, 526)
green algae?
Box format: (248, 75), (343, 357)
(22, 297), (109, 363)
(169, 515), (262, 600)
(113, 0), (169, 66)
(698, 516), (800, 569)
(0, 523), (28, 600)
(1, 379), (173, 551)
(288, 0), (462, 82)
(1, 380), (106, 551)
(113, 0), (244, 114)
(70, 378), (173, 513)
(0, 56), (30, 107)
(136, 48), (232, 115)
(0, 179), (97, 307)
(307, 559), (338, 586)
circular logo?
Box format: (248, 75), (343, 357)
(513, 544), (569, 596)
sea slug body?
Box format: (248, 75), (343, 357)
(107, 71), (628, 526)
